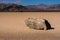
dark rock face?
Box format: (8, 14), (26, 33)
(45, 19), (54, 30)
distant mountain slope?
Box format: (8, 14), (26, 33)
(0, 4), (27, 12)
(0, 4), (60, 12)
(26, 4), (60, 12)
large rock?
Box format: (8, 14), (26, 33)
(25, 18), (48, 30)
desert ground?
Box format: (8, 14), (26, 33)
(0, 12), (60, 40)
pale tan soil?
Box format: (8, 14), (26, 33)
(0, 12), (60, 40)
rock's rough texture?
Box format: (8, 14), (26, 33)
(25, 18), (47, 30)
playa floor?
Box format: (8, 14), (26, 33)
(0, 12), (60, 40)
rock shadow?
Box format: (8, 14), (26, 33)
(45, 19), (54, 30)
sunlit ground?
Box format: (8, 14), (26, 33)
(0, 12), (60, 40)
